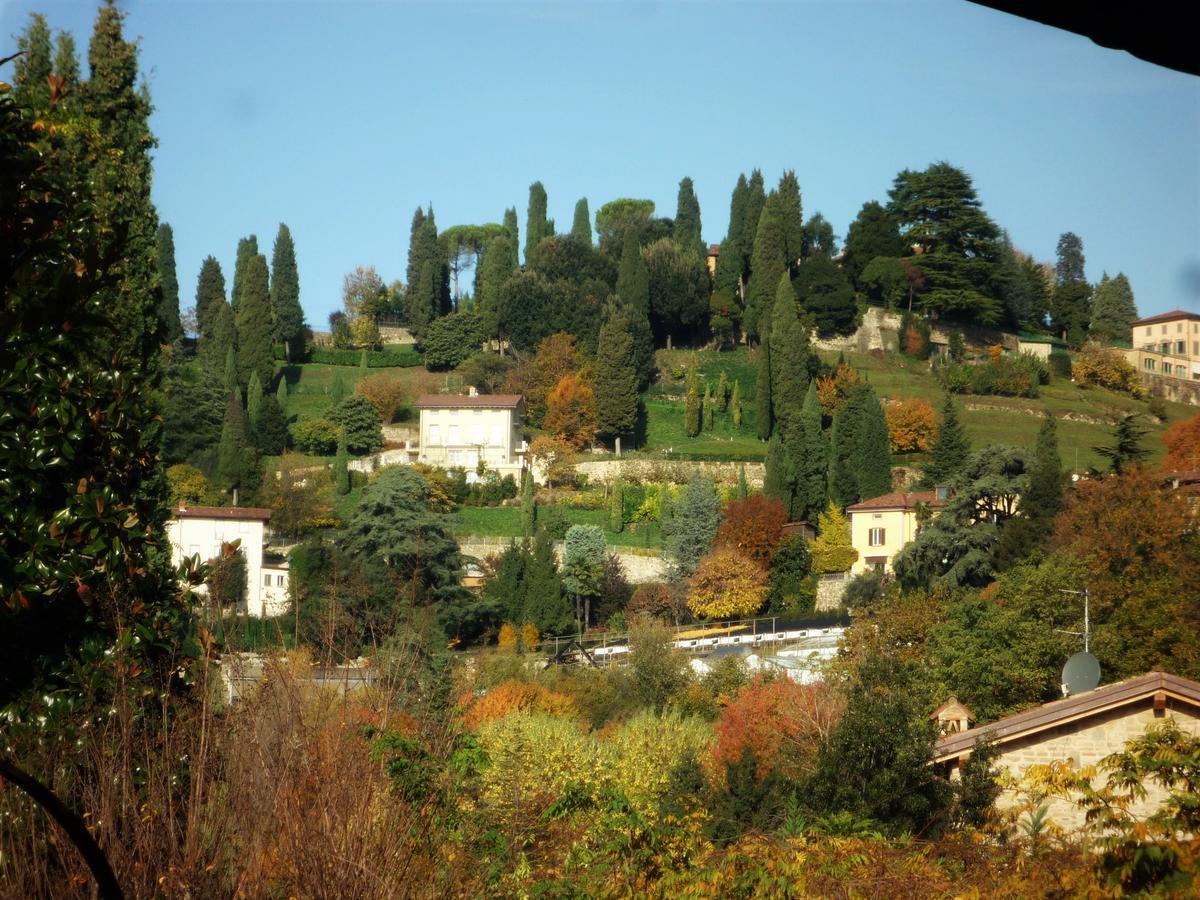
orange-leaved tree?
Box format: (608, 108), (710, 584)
(1161, 412), (1200, 471)
(816, 362), (863, 417)
(711, 677), (844, 782)
(462, 678), (575, 730)
(715, 495), (788, 565)
(543, 373), (597, 449)
(505, 331), (589, 425)
(687, 549), (768, 620)
(886, 397), (937, 453)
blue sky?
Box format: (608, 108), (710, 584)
(5, 0), (1198, 328)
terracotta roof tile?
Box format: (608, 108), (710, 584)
(172, 506), (273, 521)
(414, 394), (522, 409)
(846, 490), (946, 512)
(1131, 309), (1200, 327)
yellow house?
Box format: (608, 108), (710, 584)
(845, 489), (947, 575)
(1124, 309), (1200, 381)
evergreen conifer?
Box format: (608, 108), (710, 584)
(503, 207), (520, 269)
(851, 386), (892, 500)
(717, 371), (729, 410)
(755, 336), (773, 440)
(333, 430), (350, 495)
(14, 14), (52, 111)
(195, 256), (227, 345)
(769, 273), (809, 432)
(790, 381), (828, 522)
(922, 395), (970, 487)
(231, 235), (258, 313)
(246, 371), (264, 432)
(737, 464), (749, 499)
(731, 380), (743, 428)
(234, 254), (274, 389)
(217, 390), (246, 490)
(673, 176), (705, 258)
(776, 170), (804, 266)
(521, 470), (537, 536)
(270, 223), (305, 361)
(252, 396), (288, 456)
(571, 197), (591, 244)
(1090, 272), (1138, 344)
(745, 197), (787, 340)
(156, 223), (182, 342)
(275, 376), (288, 415)
(594, 307), (640, 440)
(684, 353), (702, 437)
(525, 181), (548, 261)
(703, 385), (714, 431)
(763, 435), (792, 509)
(223, 345), (238, 395)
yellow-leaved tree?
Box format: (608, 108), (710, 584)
(810, 502), (859, 574)
(686, 549), (768, 620)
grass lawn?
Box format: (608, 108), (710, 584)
(276, 362), (442, 424)
(452, 504), (662, 549)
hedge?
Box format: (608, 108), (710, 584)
(307, 347), (423, 368)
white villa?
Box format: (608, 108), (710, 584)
(415, 389), (530, 482)
(166, 505), (289, 618)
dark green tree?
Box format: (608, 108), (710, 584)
(842, 201), (905, 289)
(231, 235), (258, 313)
(745, 196), (787, 340)
(594, 307), (639, 441)
(405, 208), (447, 331)
(525, 181), (548, 261)
(523, 529), (571, 634)
(800, 212), (837, 259)
(326, 395), (383, 456)
(643, 237), (710, 345)
(14, 13), (53, 111)
(776, 170), (804, 266)
(921, 395), (970, 487)
(995, 414), (1063, 569)
(1090, 272), (1138, 344)
(270, 223), (305, 361)
(887, 162), (1003, 324)
(712, 237), (743, 298)
(155, 222), (181, 342)
(571, 197), (591, 244)
(1094, 414), (1149, 475)
(769, 273), (809, 432)
(333, 430), (350, 495)
(476, 233), (515, 342)
(794, 253), (856, 336)
(852, 386), (893, 500)
(521, 471), (537, 537)
(663, 474), (720, 580)
(615, 228), (650, 315)
(738, 169), (766, 278)
(222, 344), (238, 395)
(195, 255), (227, 344)
(234, 253), (274, 389)
(246, 370), (264, 432)
(217, 390), (247, 490)
(755, 335), (773, 440)
(1050, 232), (1092, 346)
(421, 310), (484, 369)
(52, 30), (81, 101)
(673, 176), (705, 258)
(684, 353), (702, 438)
(763, 434), (792, 509)
(405, 205), (427, 288)
(788, 381), (828, 522)
(502, 206), (520, 269)
(338, 467), (464, 606)
(703, 384), (714, 431)
(828, 383), (871, 507)
(251, 395), (287, 455)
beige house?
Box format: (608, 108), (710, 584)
(415, 390), (529, 482)
(845, 489), (947, 575)
(934, 671), (1200, 831)
(166, 506), (289, 618)
(1124, 309), (1200, 381)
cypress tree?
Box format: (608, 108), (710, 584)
(252, 395), (288, 456)
(155, 222), (182, 342)
(739, 169), (766, 278)
(594, 306), (640, 440)
(609, 480), (625, 533)
(477, 234), (514, 343)
(406, 206), (426, 289)
(851, 385), (892, 500)
(717, 371), (729, 411)
(14, 14), (53, 111)
(769, 272), (809, 432)
(223, 345), (238, 396)
(330, 373), (348, 405)
(205, 300), (236, 374)
(53, 30), (81, 101)
(996, 414), (1063, 569)
(737, 464), (749, 499)
(829, 385), (867, 507)
(712, 236), (743, 298)
(572, 197), (592, 244)
(776, 170), (804, 267)
(275, 375), (288, 415)
(684, 353), (702, 438)
(270, 223), (305, 361)
(246, 370), (264, 432)
(1050, 232), (1092, 346)
(525, 181), (548, 261)
(234, 253), (274, 389)
(231, 235), (259, 313)
(616, 229), (650, 315)
(674, 176), (705, 258)
(333, 430), (350, 495)
(746, 196), (787, 340)
(195, 256), (227, 343)
(1090, 272), (1138, 344)
(83, 0), (162, 366)
(731, 380), (743, 428)
(405, 209), (446, 328)
(922, 395), (970, 487)
(755, 335), (773, 440)
(359, 348), (368, 372)
(789, 381), (828, 522)
(521, 470), (537, 537)
(523, 529), (569, 635)
(408, 260), (439, 335)
(763, 435), (792, 509)
(217, 390), (247, 490)
(703, 385), (714, 431)
(503, 206), (520, 269)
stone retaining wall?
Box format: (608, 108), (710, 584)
(575, 458), (764, 487)
(459, 539), (668, 584)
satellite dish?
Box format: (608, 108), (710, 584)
(1061, 651), (1101, 697)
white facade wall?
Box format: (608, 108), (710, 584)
(260, 563), (290, 618)
(167, 515), (283, 617)
(418, 405), (528, 481)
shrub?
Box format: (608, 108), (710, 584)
(354, 373), (408, 423)
(463, 679), (575, 730)
(934, 356), (1039, 398)
(1048, 348), (1072, 377)
(843, 570), (885, 606)
(326, 395), (384, 455)
(885, 398), (936, 454)
(810, 503), (858, 574)
(290, 417), (340, 455)
(766, 533), (815, 616)
(307, 347), (422, 367)
(529, 435), (576, 488)
(687, 550), (769, 620)
(715, 495), (788, 565)
(538, 506), (572, 540)
(1072, 343), (1144, 396)
(628, 584), (677, 623)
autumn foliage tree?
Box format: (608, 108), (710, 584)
(354, 372), (408, 424)
(715, 496), (788, 566)
(886, 397), (937, 453)
(1071, 343), (1143, 396)
(462, 679), (575, 731)
(506, 331), (588, 426)
(711, 678), (845, 781)
(543, 373), (598, 449)
(1161, 413), (1200, 471)
(815, 361), (863, 417)
(687, 550), (768, 620)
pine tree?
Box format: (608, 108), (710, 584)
(246, 370), (264, 432)
(746, 197), (787, 340)
(234, 253), (274, 389)
(526, 181), (548, 261)
(789, 381), (828, 522)
(684, 353), (702, 438)
(851, 386), (892, 500)
(731, 380), (743, 428)
(503, 206), (520, 269)
(755, 336), (773, 440)
(333, 430), (350, 495)
(572, 197), (591, 244)
(53, 31), (81, 101)
(594, 306), (640, 440)
(769, 273), (809, 432)
(155, 222), (181, 342)
(83, 1), (162, 366)
(1090, 272), (1138, 344)
(1095, 414), (1149, 475)
(14, 14), (53, 111)
(521, 470), (537, 536)
(842, 201), (905, 290)
(922, 395), (970, 487)
(776, 170), (804, 267)
(231, 235), (259, 313)
(195, 256), (227, 343)
(1050, 232), (1092, 346)
(270, 223), (305, 361)
(664, 474), (721, 579)
(523, 529), (569, 634)
(217, 390), (247, 490)
(674, 176), (705, 258)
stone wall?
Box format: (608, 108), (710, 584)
(989, 703), (1200, 832)
(1138, 371), (1200, 408)
(815, 574), (850, 612)
(575, 458), (764, 487)
(458, 539), (667, 584)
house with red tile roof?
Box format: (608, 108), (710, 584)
(845, 488), (948, 575)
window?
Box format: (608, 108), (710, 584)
(277, 575), (285, 586)
(264, 574), (271, 586)
(1177, 341), (1186, 355)
(1145, 358), (1156, 371)
(868, 527), (886, 546)
(1161, 343), (1170, 354)
(448, 424), (460, 445)
(1193, 341), (1198, 356)
(428, 423), (440, 445)
(1163, 363), (1173, 376)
